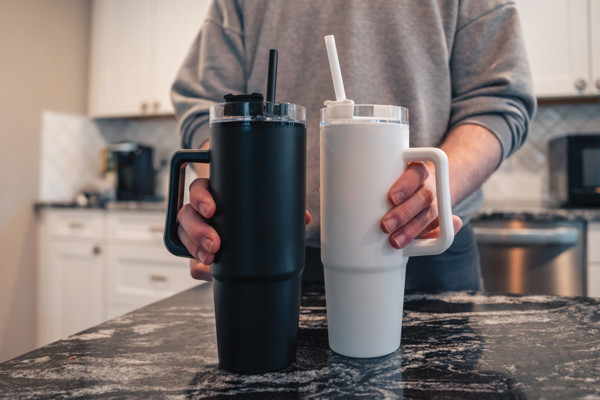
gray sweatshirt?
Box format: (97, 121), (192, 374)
(171, 0), (536, 245)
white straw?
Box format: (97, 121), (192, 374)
(324, 35), (346, 101)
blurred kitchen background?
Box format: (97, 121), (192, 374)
(1, 0), (599, 363)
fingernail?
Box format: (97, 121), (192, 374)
(383, 218), (399, 233)
(202, 238), (213, 253)
(392, 191), (405, 205)
(197, 250), (208, 264)
(393, 234), (407, 249)
(199, 203), (210, 217)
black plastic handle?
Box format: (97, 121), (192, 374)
(164, 149), (210, 258)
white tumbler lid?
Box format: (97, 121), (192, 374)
(320, 104), (409, 125)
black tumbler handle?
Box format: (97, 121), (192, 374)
(164, 149), (210, 258)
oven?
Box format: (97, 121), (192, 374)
(472, 218), (586, 297)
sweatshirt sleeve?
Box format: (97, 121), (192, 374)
(449, 2), (537, 162)
(171, 0), (246, 149)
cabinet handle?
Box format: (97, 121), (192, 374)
(153, 101), (160, 112)
(69, 222), (85, 229)
(149, 274), (168, 283)
(575, 78), (587, 91)
(141, 102), (148, 113)
(92, 245), (102, 256)
(149, 226), (163, 234)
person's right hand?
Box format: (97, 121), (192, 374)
(178, 177), (221, 281)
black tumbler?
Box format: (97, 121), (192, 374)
(164, 93), (307, 374)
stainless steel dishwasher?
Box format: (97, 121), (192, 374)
(472, 218), (586, 296)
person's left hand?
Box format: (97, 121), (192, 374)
(380, 161), (462, 248)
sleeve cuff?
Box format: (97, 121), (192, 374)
(456, 114), (513, 161)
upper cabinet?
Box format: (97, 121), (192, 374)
(88, 0), (212, 117)
(592, 1), (600, 95)
(517, 0), (600, 98)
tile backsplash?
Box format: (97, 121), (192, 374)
(38, 112), (180, 201)
(39, 112), (106, 201)
(39, 101), (600, 204)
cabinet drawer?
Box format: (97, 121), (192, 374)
(107, 210), (167, 243)
(44, 209), (104, 239)
(106, 244), (197, 306)
(588, 223), (600, 262)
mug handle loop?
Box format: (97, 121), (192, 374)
(401, 148), (454, 257)
(164, 150), (210, 258)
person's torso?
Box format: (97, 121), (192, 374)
(215, 0), (504, 238)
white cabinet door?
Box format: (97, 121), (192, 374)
(591, 0), (600, 95)
(89, 0), (153, 117)
(43, 241), (105, 344)
(517, 0), (591, 97)
(37, 209), (107, 346)
(88, 0), (211, 117)
(588, 222), (600, 298)
(151, 0), (211, 115)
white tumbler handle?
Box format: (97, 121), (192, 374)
(401, 148), (454, 257)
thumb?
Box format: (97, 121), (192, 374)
(419, 215), (463, 239)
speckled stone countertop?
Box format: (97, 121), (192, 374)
(34, 200), (167, 212)
(1, 284), (600, 399)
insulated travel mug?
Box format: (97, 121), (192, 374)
(164, 93), (307, 373)
(320, 104), (454, 358)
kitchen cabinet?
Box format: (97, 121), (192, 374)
(37, 209), (106, 346)
(88, 0), (212, 117)
(37, 207), (197, 346)
(105, 211), (197, 318)
(516, 0), (600, 97)
(587, 222), (600, 297)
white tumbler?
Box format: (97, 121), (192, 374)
(320, 104), (454, 358)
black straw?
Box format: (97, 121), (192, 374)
(266, 49), (278, 103)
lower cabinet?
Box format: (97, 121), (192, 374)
(42, 240), (105, 344)
(105, 244), (195, 318)
(37, 208), (198, 346)
(588, 222), (600, 298)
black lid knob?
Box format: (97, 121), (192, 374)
(223, 93), (264, 117)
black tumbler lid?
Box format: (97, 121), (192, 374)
(211, 94), (306, 124)
(223, 93), (264, 118)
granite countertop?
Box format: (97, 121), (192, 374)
(34, 200), (167, 212)
(1, 284), (600, 399)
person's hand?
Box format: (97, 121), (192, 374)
(380, 161), (462, 249)
(181, 178), (313, 281)
(178, 178), (221, 281)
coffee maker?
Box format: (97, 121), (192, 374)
(109, 142), (155, 201)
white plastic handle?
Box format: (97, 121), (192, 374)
(401, 148), (454, 257)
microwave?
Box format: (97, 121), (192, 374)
(549, 134), (600, 207)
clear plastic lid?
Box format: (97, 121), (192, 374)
(320, 104), (408, 125)
(210, 93), (306, 124)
